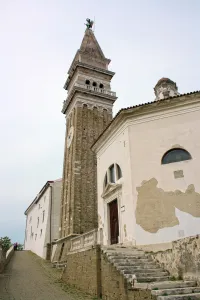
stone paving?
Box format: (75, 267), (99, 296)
(0, 251), (93, 300)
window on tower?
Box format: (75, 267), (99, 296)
(85, 79), (90, 85)
(93, 82), (97, 87)
(99, 83), (104, 89)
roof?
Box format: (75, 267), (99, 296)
(92, 90), (200, 150)
(24, 178), (62, 215)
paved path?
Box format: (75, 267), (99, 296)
(0, 251), (92, 300)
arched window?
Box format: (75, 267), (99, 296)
(161, 148), (192, 165)
(85, 79), (90, 85)
(116, 164), (122, 179)
(99, 83), (104, 89)
(103, 164), (123, 189)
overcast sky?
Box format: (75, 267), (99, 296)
(0, 0), (199, 243)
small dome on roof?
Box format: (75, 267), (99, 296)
(155, 77), (177, 89)
(154, 77), (179, 100)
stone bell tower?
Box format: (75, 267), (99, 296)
(60, 21), (117, 238)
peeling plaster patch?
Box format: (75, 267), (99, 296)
(124, 224), (127, 237)
(135, 178), (200, 233)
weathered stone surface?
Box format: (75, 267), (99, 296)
(151, 235), (200, 284)
(62, 246), (101, 297)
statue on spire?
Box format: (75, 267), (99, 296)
(85, 18), (94, 29)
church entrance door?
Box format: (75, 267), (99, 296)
(109, 199), (119, 244)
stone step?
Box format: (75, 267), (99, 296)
(106, 252), (145, 257)
(115, 261), (158, 267)
(110, 258), (152, 264)
(108, 254), (148, 260)
(157, 293), (200, 300)
(149, 281), (197, 290)
(123, 270), (169, 277)
(152, 287), (200, 297)
(117, 266), (163, 272)
(125, 275), (169, 283)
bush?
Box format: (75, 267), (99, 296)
(0, 236), (12, 252)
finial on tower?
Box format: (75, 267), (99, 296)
(85, 18), (94, 30)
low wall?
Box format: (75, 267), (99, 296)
(151, 235), (200, 284)
(61, 245), (153, 300)
(0, 246), (14, 273)
(62, 246), (101, 297)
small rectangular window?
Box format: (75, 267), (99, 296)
(37, 217), (39, 228)
(42, 211), (45, 222)
(35, 234), (37, 240)
(40, 229), (42, 237)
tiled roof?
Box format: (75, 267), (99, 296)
(92, 90), (200, 149)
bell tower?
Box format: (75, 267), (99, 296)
(60, 21), (117, 238)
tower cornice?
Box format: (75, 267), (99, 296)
(62, 83), (117, 114)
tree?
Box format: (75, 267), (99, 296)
(0, 236), (12, 253)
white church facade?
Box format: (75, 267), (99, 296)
(92, 78), (200, 247)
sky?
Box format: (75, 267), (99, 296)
(0, 0), (199, 243)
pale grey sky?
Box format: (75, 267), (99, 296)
(0, 0), (199, 243)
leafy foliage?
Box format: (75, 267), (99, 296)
(0, 236), (12, 251)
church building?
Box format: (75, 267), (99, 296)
(92, 79), (200, 247)
(57, 20), (200, 252)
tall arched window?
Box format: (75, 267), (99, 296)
(103, 163), (123, 189)
(161, 148), (192, 165)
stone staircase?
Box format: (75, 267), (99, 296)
(103, 246), (200, 299)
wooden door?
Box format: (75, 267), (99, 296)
(109, 200), (119, 244)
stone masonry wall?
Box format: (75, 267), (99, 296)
(62, 246), (154, 300)
(62, 246), (101, 297)
(60, 103), (112, 238)
(151, 235), (200, 285)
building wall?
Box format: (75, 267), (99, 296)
(60, 100), (112, 238)
(24, 180), (62, 259)
(151, 235), (200, 285)
(129, 102), (200, 245)
(97, 125), (134, 245)
(96, 97), (200, 246)
(24, 188), (51, 258)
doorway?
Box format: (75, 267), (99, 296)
(109, 199), (119, 244)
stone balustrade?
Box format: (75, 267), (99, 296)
(70, 229), (103, 252)
(74, 83), (116, 97)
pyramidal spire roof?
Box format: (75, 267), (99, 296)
(67, 29), (111, 76)
(79, 28), (106, 60)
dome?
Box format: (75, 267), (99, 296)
(154, 77), (179, 100)
(154, 77), (177, 89)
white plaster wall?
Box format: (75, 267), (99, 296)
(97, 126), (135, 246)
(24, 188), (51, 259)
(128, 103), (200, 245)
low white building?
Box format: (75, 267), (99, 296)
(92, 78), (200, 247)
(24, 179), (62, 259)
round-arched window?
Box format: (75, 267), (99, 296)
(85, 79), (90, 85)
(93, 82), (97, 87)
(103, 163), (122, 189)
(99, 83), (104, 89)
(161, 148), (192, 165)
